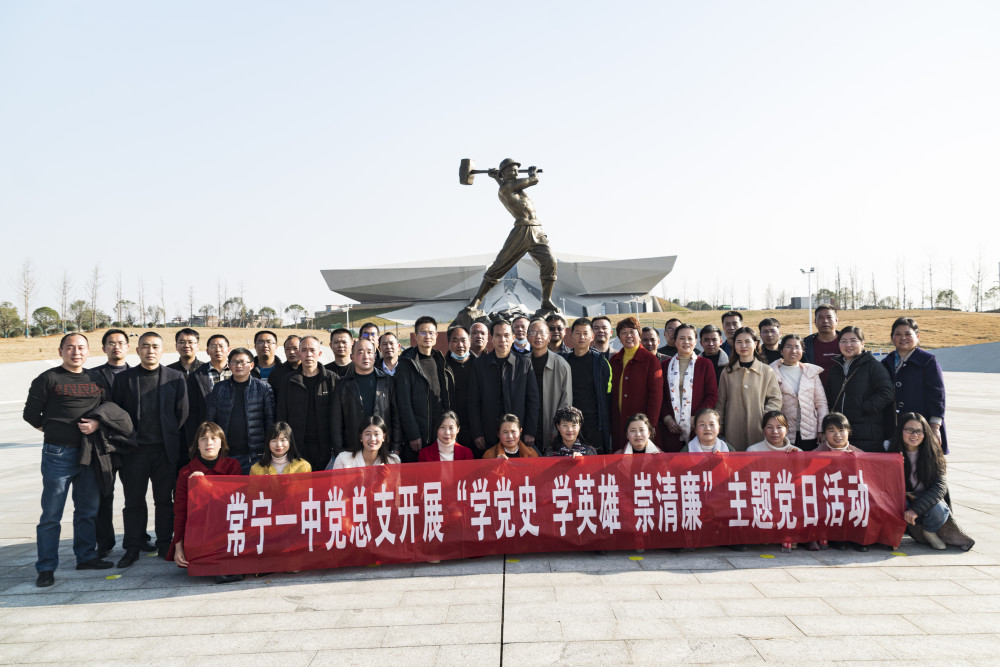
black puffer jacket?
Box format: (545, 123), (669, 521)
(331, 367), (402, 457)
(825, 351), (894, 452)
(206, 377), (275, 460)
(81, 402), (136, 496)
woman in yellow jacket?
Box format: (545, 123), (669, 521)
(716, 327), (782, 451)
(250, 422), (313, 475)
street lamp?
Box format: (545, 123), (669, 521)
(800, 267), (815, 335)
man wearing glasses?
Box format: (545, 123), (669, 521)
(89, 329), (153, 558)
(206, 348), (275, 474)
(187, 334), (231, 436)
(167, 328), (203, 377)
(252, 330), (280, 380)
(396, 317), (451, 462)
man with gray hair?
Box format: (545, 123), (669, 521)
(276, 335), (336, 471)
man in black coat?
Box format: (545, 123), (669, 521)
(276, 335), (336, 471)
(396, 316), (452, 462)
(88, 329), (151, 557)
(111, 331), (188, 567)
(331, 338), (402, 457)
(469, 319), (540, 456)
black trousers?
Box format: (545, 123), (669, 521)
(96, 473), (116, 553)
(582, 425), (607, 454)
(98, 471), (151, 552)
(119, 444), (175, 552)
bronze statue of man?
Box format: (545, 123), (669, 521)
(464, 158), (559, 316)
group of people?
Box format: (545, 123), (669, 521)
(24, 304), (969, 587)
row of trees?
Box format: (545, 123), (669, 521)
(3, 260), (313, 338)
(670, 255), (999, 313)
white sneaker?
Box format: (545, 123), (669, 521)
(923, 529), (947, 550)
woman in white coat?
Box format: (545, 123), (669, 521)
(770, 334), (828, 450)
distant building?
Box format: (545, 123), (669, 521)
(321, 253), (677, 324)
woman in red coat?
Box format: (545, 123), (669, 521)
(660, 323), (719, 452)
(418, 411), (474, 462)
(168, 422), (242, 579)
(609, 317), (663, 452)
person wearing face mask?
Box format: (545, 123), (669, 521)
(445, 326), (475, 447)
(660, 323), (718, 452)
(511, 315), (532, 356)
(824, 326), (894, 453)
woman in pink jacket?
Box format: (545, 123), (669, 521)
(770, 334), (828, 450)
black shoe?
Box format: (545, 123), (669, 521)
(98, 548), (113, 559)
(76, 558), (114, 570)
(728, 544), (748, 552)
(157, 547), (169, 559)
(36, 571), (55, 587)
(139, 541), (156, 553)
(117, 550), (140, 568)
(854, 544), (869, 552)
(214, 574), (245, 584)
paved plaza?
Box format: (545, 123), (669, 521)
(1, 371), (998, 665)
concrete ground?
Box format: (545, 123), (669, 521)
(1, 372), (998, 665)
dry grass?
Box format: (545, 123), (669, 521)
(2, 310), (998, 363)
(0, 327), (330, 364)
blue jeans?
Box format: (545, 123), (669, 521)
(37, 444), (100, 572)
(908, 499), (951, 534)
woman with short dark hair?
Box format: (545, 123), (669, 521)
(882, 318), (949, 453)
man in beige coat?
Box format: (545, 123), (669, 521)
(527, 318), (573, 450)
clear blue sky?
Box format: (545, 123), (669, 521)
(2, 1), (998, 320)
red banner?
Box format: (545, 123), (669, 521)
(184, 453), (906, 576)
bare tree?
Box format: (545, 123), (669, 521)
(217, 278), (226, 328)
(12, 260), (37, 337)
(927, 254), (935, 309)
(55, 271), (72, 333)
(948, 256), (957, 310)
(137, 276), (146, 328)
(87, 265), (102, 332)
(160, 278), (167, 327)
(969, 251), (988, 312)
(115, 272), (124, 325)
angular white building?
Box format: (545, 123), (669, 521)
(321, 253), (676, 324)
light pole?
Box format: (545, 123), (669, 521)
(800, 267), (815, 335)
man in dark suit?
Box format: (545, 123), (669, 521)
(89, 329), (154, 557)
(111, 331), (188, 567)
(468, 319), (540, 456)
